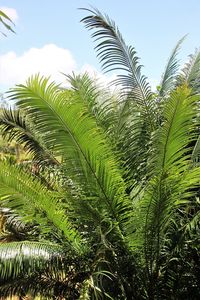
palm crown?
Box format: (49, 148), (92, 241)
(0, 8), (199, 300)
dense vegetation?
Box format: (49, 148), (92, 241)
(0, 8), (199, 300)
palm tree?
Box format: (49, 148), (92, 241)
(0, 8), (199, 300)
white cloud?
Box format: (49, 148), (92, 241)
(0, 44), (77, 87)
(0, 7), (18, 23)
(0, 45), (118, 94)
(80, 63), (119, 91)
(0, 44), (159, 97)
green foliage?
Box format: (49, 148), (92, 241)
(158, 36), (186, 98)
(0, 7), (199, 300)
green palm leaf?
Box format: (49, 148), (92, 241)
(0, 108), (59, 167)
(0, 208), (33, 242)
(66, 72), (100, 117)
(80, 9), (162, 187)
(132, 86), (200, 276)
(159, 36), (186, 97)
(8, 75), (131, 238)
(0, 241), (83, 299)
(0, 241), (63, 281)
(81, 8), (156, 132)
(178, 49), (200, 93)
(0, 160), (84, 253)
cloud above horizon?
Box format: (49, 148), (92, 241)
(0, 44), (77, 88)
(0, 42), (157, 93)
(0, 43), (119, 93)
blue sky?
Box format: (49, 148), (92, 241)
(0, 0), (200, 92)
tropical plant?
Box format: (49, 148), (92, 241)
(0, 7), (199, 300)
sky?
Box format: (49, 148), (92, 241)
(0, 0), (200, 93)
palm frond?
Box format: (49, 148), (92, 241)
(81, 8), (156, 132)
(159, 36), (186, 97)
(8, 75), (131, 239)
(67, 73), (129, 147)
(0, 108), (59, 167)
(64, 73), (122, 151)
(0, 209), (31, 242)
(154, 87), (196, 173)
(0, 241), (64, 282)
(178, 49), (200, 93)
(191, 132), (200, 163)
(66, 72), (100, 116)
(0, 160), (84, 253)
(0, 241), (85, 299)
(132, 86), (200, 276)
(80, 9), (162, 187)
(67, 73), (138, 186)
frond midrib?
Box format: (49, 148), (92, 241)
(26, 87), (120, 223)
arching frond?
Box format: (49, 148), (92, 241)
(0, 161), (84, 253)
(154, 87), (197, 173)
(8, 75), (131, 239)
(66, 72), (100, 116)
(67, 73), (131, 154)
(178, 49), (200, 93)
(0, 241), (63, 281)
(80, 9), (163, 187)
(0, 108), (59, 167)
(0, 241), (84, 299)
(81, 8), (156, 133)
(132, 86), (200, 276)
(159, 36), (186, 97)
